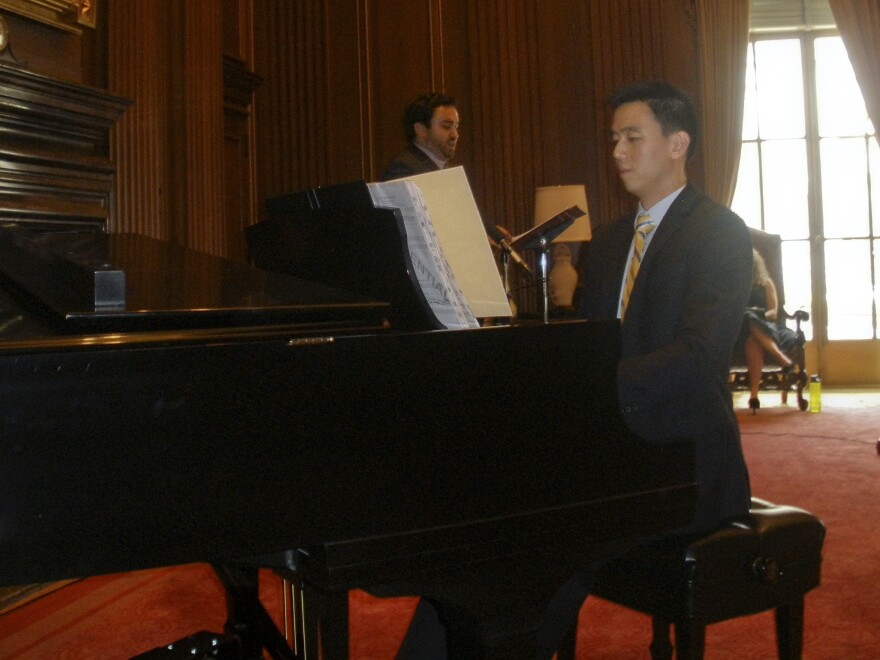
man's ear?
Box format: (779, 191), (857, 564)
(671, 131), (691, 160)
(413, 121), (428, 141)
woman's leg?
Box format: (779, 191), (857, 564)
(748, 324), (792, 367)
(744, 335), (765, 399)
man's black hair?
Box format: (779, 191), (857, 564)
(608, 82), (699, 161)
(403, 92), (457, 141)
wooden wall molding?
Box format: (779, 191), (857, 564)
(178, 0), (224, 254)
(106, 0), (172, 239)
(253, 0), (331, 207)
(108, 0), (226, 255)
(0, 62), (128, 230)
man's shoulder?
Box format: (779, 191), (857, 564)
(673, 185), (748, 234)
(379, 144), (438, 180)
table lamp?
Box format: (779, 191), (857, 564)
(534, 185), (591, 309)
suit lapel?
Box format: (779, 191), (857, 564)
(637, 185), (696, 271)
(623, 186), (697, 319)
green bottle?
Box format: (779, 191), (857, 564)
(809, 376), (821, 413)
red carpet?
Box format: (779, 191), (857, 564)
(1, 391), (878, 658)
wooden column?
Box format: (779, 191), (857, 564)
(106, 0), (170, 237)
(108, 0), (225, 256)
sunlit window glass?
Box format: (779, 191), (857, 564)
(825, 239), (874, 339)
(781, 240), (812, 339)
(754, 39), (805, 139)
(735, 22), (880, 343)
(742, 44), (759, 141)
(815, 37), (874, 137)
(732, 143), (761, 227)
(871, 138), (880, 237)
(821, 137), (870, 238)
(761, 140), (809, 239)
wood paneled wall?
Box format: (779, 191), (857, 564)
(107, 1), (227, 255)
(248, 0), (701, 235)
(21, 0), (703, 266)
(252, 0), (582, 229)
(584, 0), (701, 222)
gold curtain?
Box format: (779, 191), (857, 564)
(694, 0), (750, 206)
(828, 0), (880, 146)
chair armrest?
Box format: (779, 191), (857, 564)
(782, 308), (809, 330)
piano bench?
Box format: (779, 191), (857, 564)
(559, 498), (825, 660)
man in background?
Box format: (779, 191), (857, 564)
(380, 92), (459, 181)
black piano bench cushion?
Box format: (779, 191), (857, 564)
(581, 498), (825, 658)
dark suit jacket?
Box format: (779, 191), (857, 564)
(379, 144), (441, 181)
(579, 184), (752, 531)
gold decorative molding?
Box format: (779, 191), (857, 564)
(0, 14), (9, 51)
(0, 0), (96, 34)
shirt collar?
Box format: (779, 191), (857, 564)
(414, 143), (448, 170)
(637, 185), (685, 226)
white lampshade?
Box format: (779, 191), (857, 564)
(534, 185), (592, 242)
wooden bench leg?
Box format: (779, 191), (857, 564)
(649, 616), (673, 660)
(775, 597), (805, 660)
(672, 619), (706, 660)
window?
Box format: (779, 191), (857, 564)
(731, 30), (879, 341)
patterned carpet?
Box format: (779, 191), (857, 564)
(1, 391), (878, 658)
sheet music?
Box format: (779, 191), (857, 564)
(368, 181), (479, 330)
(397, 168), (511, 319)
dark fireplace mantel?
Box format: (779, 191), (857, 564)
(0, 62), (130, 232)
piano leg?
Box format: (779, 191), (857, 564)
(213, 563), (297, 660)
(292, 579), (349, 660)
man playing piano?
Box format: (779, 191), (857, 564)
(533, 81), (754, 657)
(397, 81), (753, 659)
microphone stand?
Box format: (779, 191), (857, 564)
(501, 250), (513, 307)
(508, 209), (581, 324)
(537, 236), (551, 323)
(495, 206), (584, 323)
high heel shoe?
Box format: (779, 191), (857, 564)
(748, 397), (760, 414)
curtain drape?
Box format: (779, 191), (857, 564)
(695, 0), (751, 206)
(828, 0), (880, 146)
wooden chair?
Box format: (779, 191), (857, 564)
(729, 228), (810, 411)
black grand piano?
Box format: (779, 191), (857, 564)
(0, 222), (696, 659)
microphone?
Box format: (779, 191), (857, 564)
(488, 226), (533, 275)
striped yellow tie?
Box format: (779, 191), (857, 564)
(619, 213), (655, 319)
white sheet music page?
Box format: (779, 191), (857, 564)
(390, 167), (511, 319)
(368, 180), (478, 329)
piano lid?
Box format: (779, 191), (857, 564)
(0, 227), (390, 337)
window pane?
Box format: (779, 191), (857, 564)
(761, 140), (809, 238)
(825, 239), (874, 339)
(781, 239), (813, 340)
(732, 143), (761, 227)
(742, 44), (758, 140)
(754, 39), (805, 139)
(821, 137), (870, 238)
(814, 36), (874, 137)
(871, 137), (880, 237)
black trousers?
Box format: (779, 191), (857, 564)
(389, 562), (601, 660)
